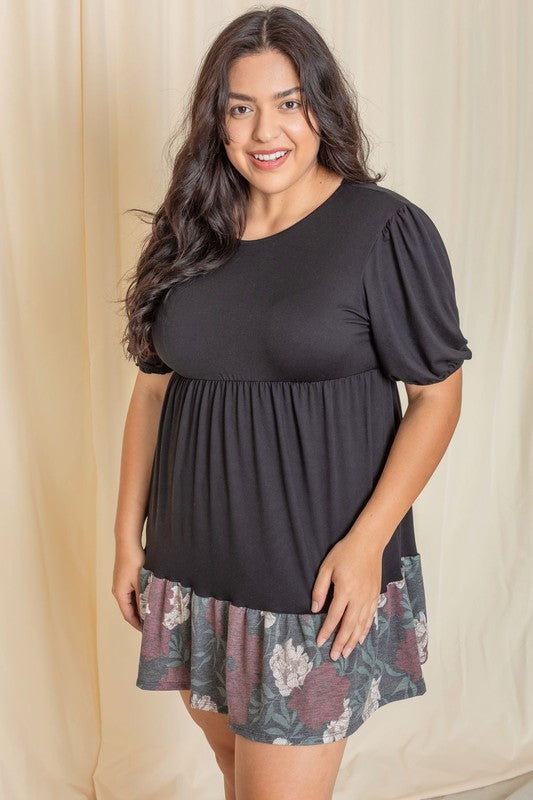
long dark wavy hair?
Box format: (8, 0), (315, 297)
(119, 4), (385, 367)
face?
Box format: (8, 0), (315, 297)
(223, 49), (322, 195)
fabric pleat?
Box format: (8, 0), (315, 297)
(137, 554), (428, 745)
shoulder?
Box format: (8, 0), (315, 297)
(340, 180), (439, 241)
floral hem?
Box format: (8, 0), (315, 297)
(136, 554), (428, 745)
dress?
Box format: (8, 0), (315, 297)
(134, 177), (472, 745)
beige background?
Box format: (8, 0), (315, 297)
(1, 1), (531, 798)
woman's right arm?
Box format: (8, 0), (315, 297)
(112, 371), (173, 630)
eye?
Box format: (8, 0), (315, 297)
(229, 100), (301, 117)
(281, 100), (301, 110)
(229, 105), (251, 116)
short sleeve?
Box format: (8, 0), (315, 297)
(135, 353), (173, 374)
(361, 202), (472, 385)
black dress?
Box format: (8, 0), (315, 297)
(134, 178), (472, 745)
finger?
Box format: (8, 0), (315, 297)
(316, 593), (347, 647)
(356, 606), (378, 646)
(340, 629), (361, 659)
(311, 564), (333, 613)
(118, 590), (142, 632)
(134, 574), (142, 617)
(131, 585), (142, 631)
(340, 605), (378, 658)
(329, 606), (360, 660)
(135, 587), (141, 621)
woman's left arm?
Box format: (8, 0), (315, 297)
(311, 366), (463, 660)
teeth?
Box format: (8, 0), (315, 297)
(252, 150), (288, 161)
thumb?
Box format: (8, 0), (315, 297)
(134, 577), (141, 623)
(311, 563), (332, 613)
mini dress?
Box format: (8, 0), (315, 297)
(134, 178), (472, 745)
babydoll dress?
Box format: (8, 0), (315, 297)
(134, 178), (472, 745)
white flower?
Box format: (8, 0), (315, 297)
(269, 638), (313, 696)
(374, 592), (387, 627)
(163, 584), (191, 629)
(272, 737), (292, 745)
(322, 698), (352, 742)
(138, 573), (152, 621)
(261, 610), (277, 628)
(362, 676), (382, 721)
(190, 692), (218, 711)
(414, 611), (428, 662)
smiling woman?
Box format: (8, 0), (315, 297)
(227, 85), (302, 172)
(114, 5), (472, 800)
(223, 53), (343, 237)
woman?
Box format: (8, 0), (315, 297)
(113, 6), (472, 799)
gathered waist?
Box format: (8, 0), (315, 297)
(168, 366), (383, 386)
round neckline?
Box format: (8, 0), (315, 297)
(239, 177), (347, 246)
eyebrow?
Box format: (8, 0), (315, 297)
(227, 86), (302, 102)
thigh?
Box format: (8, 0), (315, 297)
(234, 733), (348, 800)
(178, 689), (235, 758)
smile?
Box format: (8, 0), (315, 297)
(248, 150), (291, 170)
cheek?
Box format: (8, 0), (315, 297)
(225, 120), (248, 147)
(287, 118), (320, 149)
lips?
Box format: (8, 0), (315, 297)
(249, 149), (291, 155)
(247, 150), (291, 170)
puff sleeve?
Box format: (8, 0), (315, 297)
(135, 352), (172, 374)
(361, 202), (472, 385)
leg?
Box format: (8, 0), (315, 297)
(234, 733), (348, 800)
(178, 689), (236, 800)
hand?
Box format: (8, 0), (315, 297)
(112, 543), (146, 632)
(311, 531), (383, 660)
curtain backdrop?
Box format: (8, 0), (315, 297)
(1, 1), (531, 798)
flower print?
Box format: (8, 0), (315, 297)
(138, 573), (153, 621)
(322, 698), (352, 742)
(190, 692), (218, 711)
(287, 660), (350, 730)
(225, 610), (263, 726)
(414, 611), (428, 663)
(137, 556), (429, 743)
(374, 591), (387, 627)
(163, 584), (191, 629)
(155, 662), (190, 689)
(362, 675), (382, 721)
(260, 610), (277, 628)
(395, 626), (423, 680)
(384, 579), (405, 618)
(270, 638), (313, 697)
(205, 596), (227, 638)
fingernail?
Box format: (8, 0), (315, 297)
(316, 636), (325, 647)
(311, 600), (319, 612)
(331, 650), (340, 660)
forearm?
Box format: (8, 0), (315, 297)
(114, 386), (166, 552)
(347, 392), (462, 554)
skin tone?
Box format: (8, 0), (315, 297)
(312, 369), (462, 660)
(223, 49), (343, 239)
(113, 47), (465, 800)
(113, 372), (172, 631)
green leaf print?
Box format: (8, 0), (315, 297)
(261, 683), (276, 700)
(392, 676), (411, 693)
(272, 712), (290, 729)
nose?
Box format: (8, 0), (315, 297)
(251, 107), (280, 142)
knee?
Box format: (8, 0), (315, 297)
(215, 744), (235, 777)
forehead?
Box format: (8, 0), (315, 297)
(227, 51), (299, 97)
